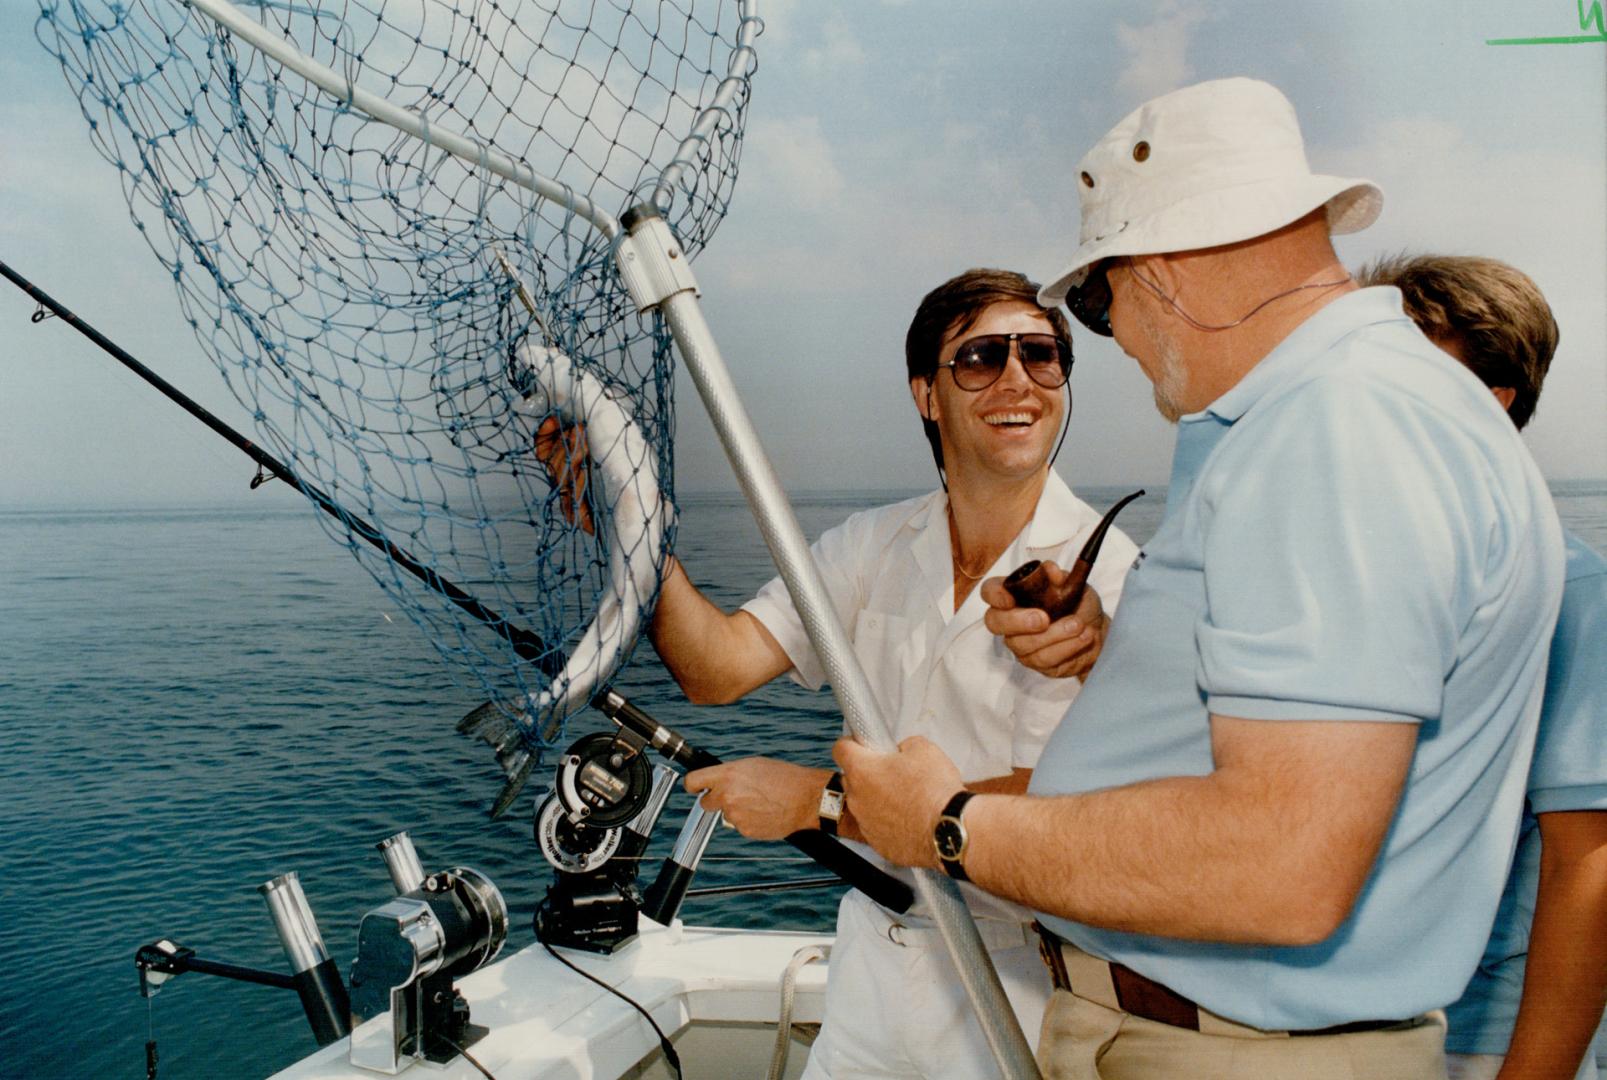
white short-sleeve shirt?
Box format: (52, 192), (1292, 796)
(740, 472), (1138, 919)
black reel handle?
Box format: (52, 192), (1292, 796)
(783, 829), (911, 912)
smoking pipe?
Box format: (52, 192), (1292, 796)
(1003, 489), (1144, 621)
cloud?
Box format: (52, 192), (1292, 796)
(706, 109), (1060, 297)
(757, 5), (867, 72)
(802, 16), (869, 73)
(1114, 1), (1209, 105)
(739, 114), (848, 212)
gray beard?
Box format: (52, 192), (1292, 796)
(1140, 314), (1189, 424)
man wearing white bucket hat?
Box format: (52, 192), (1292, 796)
(837, 77), (1566, 1078)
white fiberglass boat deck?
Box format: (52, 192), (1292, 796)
(271, 920), (830, 1080)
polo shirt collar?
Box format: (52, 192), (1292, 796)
(1194, 286), (1409, 425)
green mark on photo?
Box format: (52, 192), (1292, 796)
(1487, 0), (1607, 44)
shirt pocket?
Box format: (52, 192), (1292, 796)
(939, 628), (1025, 775)
(850, 609), (927, 722)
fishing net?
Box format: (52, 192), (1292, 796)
(37, 0), (760, 766)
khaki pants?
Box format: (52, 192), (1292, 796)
(1038, 972), (1448, 1080)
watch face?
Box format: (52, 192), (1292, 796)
(820, 789), (846, 819)
(934, 818), (966, 861)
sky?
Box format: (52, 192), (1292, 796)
(0, 0), (1604, 509)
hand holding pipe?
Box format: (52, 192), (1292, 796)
(1003, 490), (1144, 621)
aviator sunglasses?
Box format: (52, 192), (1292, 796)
(935, 333), (1074, 391)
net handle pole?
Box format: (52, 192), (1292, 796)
(184, 0), (619, 240)
(616, 208), (1042, 1080)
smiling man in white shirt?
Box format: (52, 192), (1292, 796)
(639, 267), (1136, 1078)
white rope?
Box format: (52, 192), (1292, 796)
(766, 944), (829, 1080)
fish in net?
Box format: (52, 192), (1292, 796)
(37, 0), (761, 808)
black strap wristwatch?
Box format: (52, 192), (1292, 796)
(932, 790), (976, 882)
(818, 771), (847, 836)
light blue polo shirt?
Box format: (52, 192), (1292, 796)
(1029, 287), (1565, 1031)
(1446, 531), (1607, 1059)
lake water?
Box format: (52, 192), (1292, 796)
(2, 481), (1604, 1078)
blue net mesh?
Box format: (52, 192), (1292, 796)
(37, 0), (759, 760)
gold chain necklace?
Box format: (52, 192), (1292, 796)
(948, 508), (992, 580)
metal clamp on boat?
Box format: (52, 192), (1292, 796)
(348, 832), (508, 1074)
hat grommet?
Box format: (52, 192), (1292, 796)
(1132, 140), (1150, 163)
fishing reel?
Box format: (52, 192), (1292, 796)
(534, 722), (679, 954)
(534, 691), (749, 951)
(551, 729), (656, 828)
(534, 690), (916, 954)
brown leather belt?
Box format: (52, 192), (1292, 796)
(1033, 922), (1406, 1038)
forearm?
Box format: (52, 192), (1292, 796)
(961, 778), (1348, 943)
(1499, 811), (1607, 1080)
(969, 767), (1033, 795)
(648, 557), (789, 704)
(962, 728), (1407, 947)
(837, 719), (1407, 945)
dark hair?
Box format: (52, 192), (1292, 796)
(1356, 254), (1558, 430)
(904, 268), (1073, 475)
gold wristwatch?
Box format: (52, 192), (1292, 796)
(818, 771), (846, 836)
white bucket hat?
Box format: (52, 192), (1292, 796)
(1039, 77), (1383, 331)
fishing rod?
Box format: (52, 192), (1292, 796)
(4, 257), (915, 912)
(0, 257), (563, 679)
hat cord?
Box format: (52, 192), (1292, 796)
(1128, 264), (1352, 333)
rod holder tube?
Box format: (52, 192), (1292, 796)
(259, 874), (352, 1047)
(293, 960), (353, 1047)
(642, 797), (723, 925)
(627, 764), (680, 841)
(260, 873), (332, 975)
(378, 832), (426, 894)
(668, 797), (722, 867)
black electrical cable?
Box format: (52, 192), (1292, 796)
(440, 1034), (501, 1080)
(537, 934), (682, 1079)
